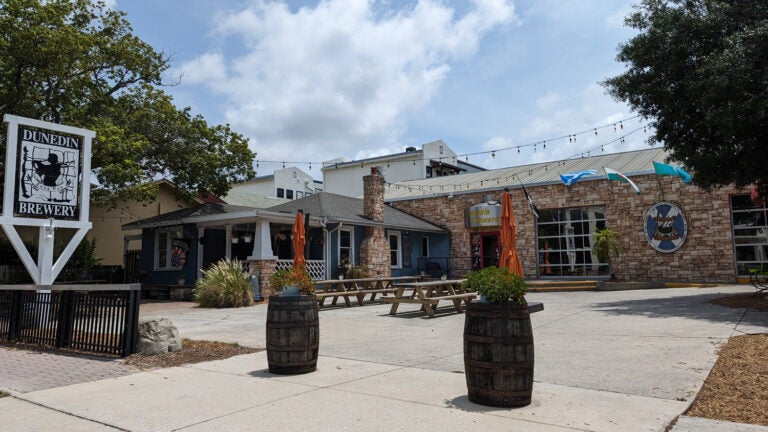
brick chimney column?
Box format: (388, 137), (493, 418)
(359, 167), (391, 277)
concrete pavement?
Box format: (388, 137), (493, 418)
(1, 285), (767, 431)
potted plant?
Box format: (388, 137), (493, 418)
(461, 266), (534, 407)
(265, 266), (318, 375)
(268, 266), (315, 296)
(592, 228), (622, 279)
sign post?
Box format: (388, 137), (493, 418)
(1, 115), (95, 285)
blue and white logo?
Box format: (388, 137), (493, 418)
(644, 202), (687, 253)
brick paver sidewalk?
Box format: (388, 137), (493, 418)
(0, 347), (138, 394)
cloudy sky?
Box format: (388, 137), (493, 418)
(115, 0), (652, 177)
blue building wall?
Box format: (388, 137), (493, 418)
(389, 230), (450, 277)
(141, 224), (199, 285)
(140, 223), (448, 284)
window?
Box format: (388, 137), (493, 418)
(389, 231), (402, 268)
(421, 236), (429, 257)
(286, 189), (294, 199)
(426, 166), (433, 178)
(536, 206), (607, 277)
(731, 194), (768, 276)
(296, 191), (303, 199)
(276, 188), (285, 198)
(155, 227), (183, 270)
(339, 228), (353, 265)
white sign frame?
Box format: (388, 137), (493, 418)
(1, 114), (94, 285)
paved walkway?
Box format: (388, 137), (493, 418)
(0, 348), (136, 394)
(1, 285), (767, 431)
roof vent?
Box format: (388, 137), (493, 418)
(405, 146), (417, 152)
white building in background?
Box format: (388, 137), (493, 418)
(226, 166), (322, 201)
(322, 140), (485, 197)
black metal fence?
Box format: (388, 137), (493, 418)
(0, 284), (140, 357)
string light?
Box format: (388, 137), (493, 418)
(249, 114), (645, 171)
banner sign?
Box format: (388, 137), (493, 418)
(644, 202), (688, 253)
(15, 127), (81, 219)
(467, 203), (501, 228)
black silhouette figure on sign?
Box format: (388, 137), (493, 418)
(32, 153), (62, 187)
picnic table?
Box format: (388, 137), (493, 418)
(382, 279), (475, 318)
(314, 276), (424, 307)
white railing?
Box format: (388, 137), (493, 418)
(275, 259), (326, 280)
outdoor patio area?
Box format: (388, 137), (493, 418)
(2, 284), (767, 431)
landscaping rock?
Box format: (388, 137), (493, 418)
(137, 318), (182, 355)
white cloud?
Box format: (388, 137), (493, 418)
(178, 0), (518, 165)
(480, 82), (652, 170)
(177, 51), (227, 85)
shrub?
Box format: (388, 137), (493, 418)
(194, 258), (252, 308)
(592, 228), (622, 278)
(269, 266), (315, 295)
(462, 266), (527, 304)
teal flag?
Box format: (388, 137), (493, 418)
(653, 161), (692, 184)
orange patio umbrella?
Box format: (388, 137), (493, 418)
(292, 210), (306, 268)
(499, 189), (524, 277)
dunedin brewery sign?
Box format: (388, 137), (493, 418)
(644, 202), (688, 253)
(15, 128), (81, 219)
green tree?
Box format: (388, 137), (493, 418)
(0, 0), (255, 203)
(604, 0), (768, 196)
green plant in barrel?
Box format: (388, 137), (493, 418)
(268, 266), (315, 295)
(462, 266), (527, 304)
(462, 265), (535, 407)
(591, 228), (622, 278)
(194, 258), (252, 308)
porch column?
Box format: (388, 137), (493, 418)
(197, 227), (205, 280)
(225, 224), (233, 259)
(248, 220), (278, 298)
(248, 220), (275, 260)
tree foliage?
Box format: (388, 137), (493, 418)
(604, 0), (768, 196)
(0, 0), (255, 203)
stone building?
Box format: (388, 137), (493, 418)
(385, 147), (752, 283)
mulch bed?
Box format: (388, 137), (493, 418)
(686, 333), (768, 425)
(685, 293), (768, 425)
(708, 292), (768, 311)
(123, 339), (263, 370)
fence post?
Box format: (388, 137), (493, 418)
(8, 290), (21, 341)
(55, 290), (75, 349)
(121, 287), (140, 357)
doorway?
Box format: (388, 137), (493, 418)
(471, 232), (499, 270)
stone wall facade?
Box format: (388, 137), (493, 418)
(391, 174), (746, 283)
(249, 258), (277, 298)
(359, 167), (391, 277)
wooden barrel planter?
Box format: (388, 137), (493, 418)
(266, 294), (319, 375)
(463, 301), (534, 407)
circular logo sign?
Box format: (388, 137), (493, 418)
(644, 202), (687, 253)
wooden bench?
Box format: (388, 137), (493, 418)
(316, 291), (357, 307)
(354, 287), (399, 304)
(383, 280), (473, 317)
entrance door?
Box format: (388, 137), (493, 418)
(481, 233), (499, 268)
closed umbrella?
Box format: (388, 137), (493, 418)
(292, 211), (306, 268)
(499, 189), (524, 277)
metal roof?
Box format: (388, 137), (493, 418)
(223, 190), (291, 208)
(384, 147), (670, 201)
(268, 192), (446, 233)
